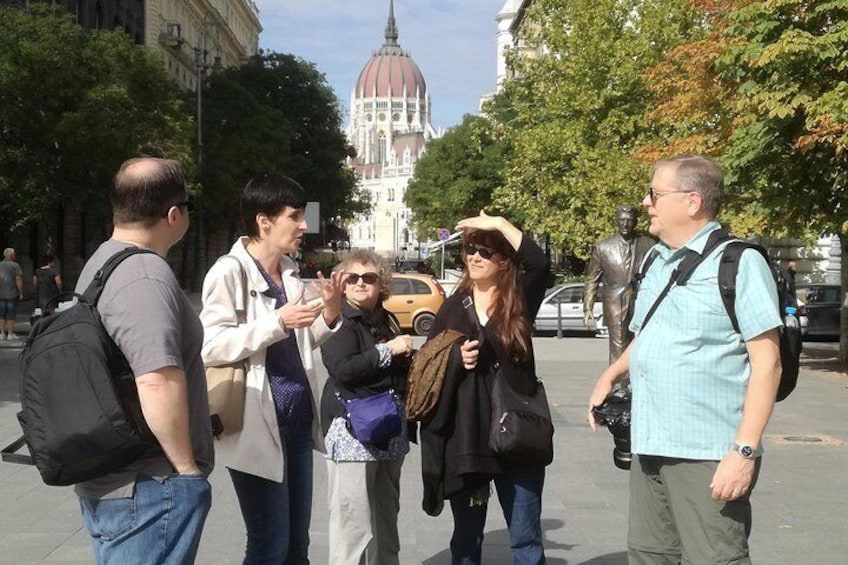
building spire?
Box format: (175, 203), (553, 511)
(384, 0), (399, 46)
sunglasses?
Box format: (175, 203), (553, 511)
(464, 242), (495, 260)
(345, 272), (380, 286)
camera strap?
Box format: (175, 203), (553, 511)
(639, 229), (735, 331)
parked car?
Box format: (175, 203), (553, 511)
(796, 284), (842, 339)
(383, 273), (446, 336)
(396, 258), (432, 274)
(534, 282), (606, 336)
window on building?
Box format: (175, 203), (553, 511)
(377, 133), (387, 164)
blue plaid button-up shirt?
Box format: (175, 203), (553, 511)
(628, 221), (782, 460)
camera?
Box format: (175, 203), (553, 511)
(592, 390), (632, 470)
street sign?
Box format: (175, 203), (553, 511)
(437, 228), (451, 241)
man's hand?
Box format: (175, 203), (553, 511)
(587, 375), (614, 431)
(583, 311), (594, 328)
(460, 339), (480, 370)
(710, 450), (756, 501)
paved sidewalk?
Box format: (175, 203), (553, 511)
(1, 321), (846, 562)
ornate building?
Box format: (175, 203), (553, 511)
(346, 0), (437, 255)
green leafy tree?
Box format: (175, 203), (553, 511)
(496, 0), (700, 258)
(0, 5), (192, 236)
(201, 52), (364, 232)
(405, 114), (510, 238)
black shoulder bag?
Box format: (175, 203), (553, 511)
(463, 296), (555, 467)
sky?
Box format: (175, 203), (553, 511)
(253, 1), (506, 131)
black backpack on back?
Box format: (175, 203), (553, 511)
(1, 247), (160, 485)
(637, 229), (802, 402)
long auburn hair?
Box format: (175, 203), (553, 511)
(456, 230), (532, 362)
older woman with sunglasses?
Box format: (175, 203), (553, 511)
(319, 250), (414, 565)
(424, 211), (551, 565)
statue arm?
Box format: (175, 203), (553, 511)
(584, 246), (603, 326)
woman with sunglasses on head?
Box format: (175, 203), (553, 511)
(424, 210), (551, 565)
(199, 173), (344, 564)
(319, 250), (413, 565)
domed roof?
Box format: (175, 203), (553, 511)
(355, 1), (426, 99)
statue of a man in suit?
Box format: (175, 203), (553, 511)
(584, 205), (655, 363)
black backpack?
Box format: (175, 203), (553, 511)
(1, 247), (160, 485)
(636, 229), (802, 402)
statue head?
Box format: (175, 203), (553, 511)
(615, 205), (638, 239)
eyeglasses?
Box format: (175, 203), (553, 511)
(345, 272), (380, 286)
(163, 198), (193, 217)
(464, 242), (495, 260)
(649, 187), (696, 204)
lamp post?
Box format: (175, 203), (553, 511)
(193, 32), (222, 170)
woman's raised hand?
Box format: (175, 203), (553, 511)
(455, 210), (523, 251)
(277, 287), (322, 330)
(309, 270), (345, 326)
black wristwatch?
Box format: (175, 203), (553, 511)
(733, 443), (762, 459)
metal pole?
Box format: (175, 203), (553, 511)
(195, 49), (203, 170)
(440, 240), (445, 280)
(556, 299), (563, 339)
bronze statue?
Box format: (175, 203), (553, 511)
(584, 205), (655, 363)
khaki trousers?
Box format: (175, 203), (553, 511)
(326, 457), (404, 565)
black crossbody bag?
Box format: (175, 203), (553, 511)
(462, 296), (554, 467)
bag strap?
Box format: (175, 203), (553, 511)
(81, 247), (158, 306)
(217, 255), (249, 315)
(640, 229), (735, 331)
(1, 435), (33, 466)
(718, 241), (775, 334)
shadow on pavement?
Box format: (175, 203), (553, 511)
(800, 342), (847, 375)
(422, 518), (572, 564)
(576, 552), (627, 564)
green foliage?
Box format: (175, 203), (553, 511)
(0, 5), (192, 232)
(405, 114), (510, 237)
(497, 0), (699, 258)
(201, 52), (365, 231)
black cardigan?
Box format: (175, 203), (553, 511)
(420, 235), (550, 514)
(319, 300), (410, 436)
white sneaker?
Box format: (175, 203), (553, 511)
(1, 333), (6, 340)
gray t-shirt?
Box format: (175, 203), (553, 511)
(73, 240), (214, 499)
(0, 260), (22, 300)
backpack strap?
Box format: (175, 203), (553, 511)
(718, 241), (772, 334)
(640, 229), (735, 331)
(81, 247), (158, 306)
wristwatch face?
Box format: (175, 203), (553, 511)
(739, 445), (754, 458)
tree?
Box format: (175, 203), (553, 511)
(495, 0), (700, 258)
(201, 52), (364, 232)
(405, 114), (510, 237)
(642, 0), (848, 360)
(0, 5), (192, 237)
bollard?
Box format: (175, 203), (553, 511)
(556, 299), (563, 339)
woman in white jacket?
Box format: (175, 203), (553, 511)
(200, 173), (343, 564)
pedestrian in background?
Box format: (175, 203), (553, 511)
(320, 250), (413, 565)
(423, 211), (551, 565)
(0, 247), (23, 340)
(589, 155), (782, 564)
(199, 173), (343, 564)
(32, 252), (63, 315)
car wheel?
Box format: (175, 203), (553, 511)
(413, 313), (435, 336)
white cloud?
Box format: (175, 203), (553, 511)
(254, 0), (504, 129)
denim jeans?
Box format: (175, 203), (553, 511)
(79, 473), (212, 565)
(229, 421), (314, 565)
(449, 464), (546, 565)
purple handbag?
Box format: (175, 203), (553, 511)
(336, 390), (402, 445)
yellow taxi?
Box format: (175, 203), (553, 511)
(383, 273), (446, 335)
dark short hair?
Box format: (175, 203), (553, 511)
(240, 173), (308, 238)
(43, 252), (55, 264)
(109, 158), (186, 226)
(616, 205), (637, 218)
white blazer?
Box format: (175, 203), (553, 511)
(199, 237), (337, 482)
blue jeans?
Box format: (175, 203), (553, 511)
(229, 422), (314, 565)
(449, 464), (546, 565)
(79, 474), (212, 565)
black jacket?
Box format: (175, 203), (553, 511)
(420, 235), (550, 513)
(319, 300), (410, 436)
